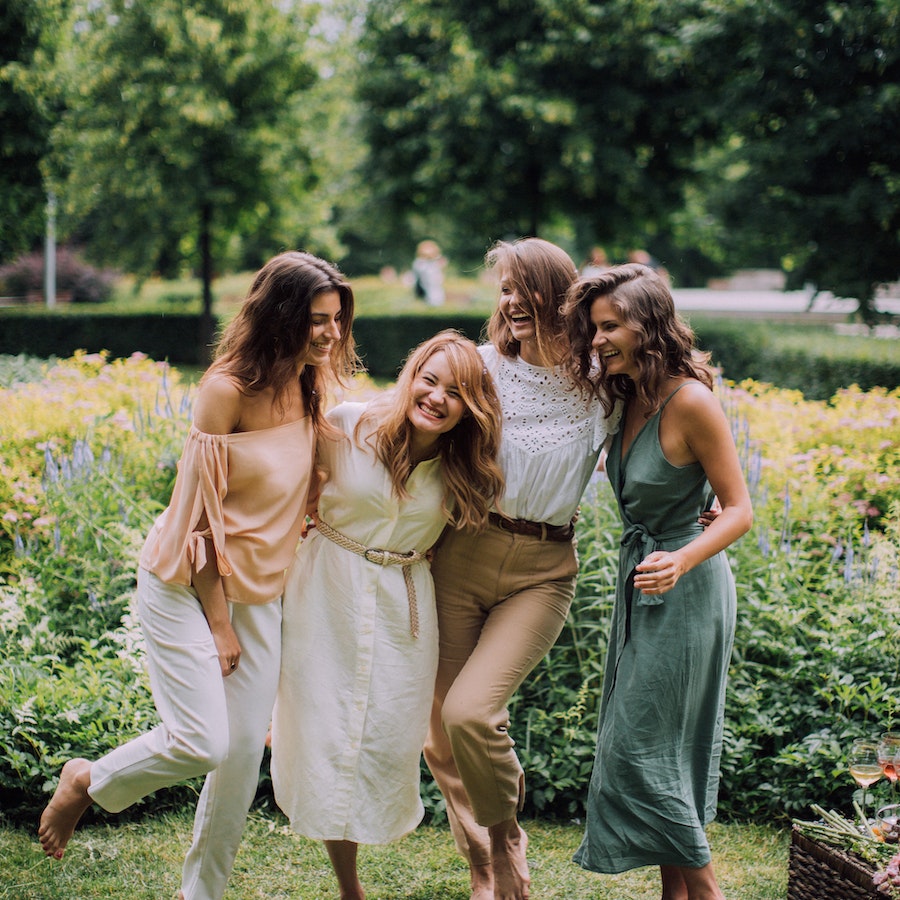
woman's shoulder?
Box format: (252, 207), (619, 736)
(663, 379), (723, 430)
(478, 342), (498, 364)
(199, 370), (243, 399)
(665, 378), (715, 406)
(193, 373), (243, 434)
(326, 400), (367, 428)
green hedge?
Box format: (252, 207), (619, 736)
(692, 319), (900, 400)
(0, 309), (489, 373)
(352, 314), (488, 376)
(0, 309), (211, 365)
(2, 308), (898, 393)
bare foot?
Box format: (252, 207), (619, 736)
(470, 861), (494, 900)
(38, 758), (93, 859)
(489, 821), (530, 900)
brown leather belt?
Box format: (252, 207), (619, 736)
(488, 512), (575, 542)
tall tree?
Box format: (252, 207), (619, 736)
(48, 0), (319, 339)
(681, 0), (900, 319)
(356, 0), (717, 262)
(0, 0), (68, 261)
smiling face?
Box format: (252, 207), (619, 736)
(498, 276), (538, 346)
(406, 349), (466, 444)
(589, 294), (642, 380)
(296, 290), (342, 370)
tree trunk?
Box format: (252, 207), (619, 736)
(525, 160), (542, 238)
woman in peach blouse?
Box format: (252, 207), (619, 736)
(38, 251), (360, 900)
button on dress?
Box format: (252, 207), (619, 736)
(271, 402), (448, 843)
(574, 385), (737, 873)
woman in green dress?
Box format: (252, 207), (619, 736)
(562, 264), (753, 900)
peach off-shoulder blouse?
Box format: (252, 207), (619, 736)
(139, 417), (315, 605)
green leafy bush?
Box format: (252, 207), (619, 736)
(0, 354), (56, 388)
(691, 318), (900, 400)
(0, 310), (210, 365)
(1, 354), (898, 830)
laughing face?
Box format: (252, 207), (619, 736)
(406, 350), (465, 441)
(498, 277), (537, 348)
(589, 294), (641, 380)
(296, 290), (342, 370)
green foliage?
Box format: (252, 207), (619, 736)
(0, 354), (53, 388)
(0, 576), (163, 820)
(0, 309), (210, 365)
(354, 314), (489, 377)
(356, 0), (714, 265)
(45, 0), (321, 301)
(5, 1), (897, 306)
(0, 0), (69, 261)
(0, 357), (196, 819)
(690, 318), (900, 399)
(719, 525), (900, 820)
(685, 0), (900, 320)
(1, 354), (898, 831)
(5, 288), (898, 388)
(427, 434), (900, 826)
(29, 448), (164, 642)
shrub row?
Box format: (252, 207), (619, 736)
(0, 309), (212, 366)
(2, 309), (897, 392)
(692, 318), (900, 400)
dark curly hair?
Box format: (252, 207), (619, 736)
(561, 263), (712, 417)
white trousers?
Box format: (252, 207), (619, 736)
(88, 568), (281, 900)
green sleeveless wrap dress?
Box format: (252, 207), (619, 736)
(574, 384), (737, 873)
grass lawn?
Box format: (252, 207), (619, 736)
(2, 810), (788, 899)
(110, 272), (499, 320)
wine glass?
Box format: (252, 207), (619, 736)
(849, 739), (883, 825)
(878, 732), (900, 798)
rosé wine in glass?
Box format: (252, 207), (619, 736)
(878, 732), (900, 797)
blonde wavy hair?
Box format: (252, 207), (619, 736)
(356, 330), (504, 530)
(484, 237), (579, 366)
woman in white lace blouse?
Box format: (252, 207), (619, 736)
(424, 238), (621, 900)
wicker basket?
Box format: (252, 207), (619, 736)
(788, 825), (879, 899)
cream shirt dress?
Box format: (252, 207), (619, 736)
(271, 402), (449, 843)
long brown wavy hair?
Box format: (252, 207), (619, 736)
(203, 251), (361, 435)
(484, 237), (579, 366)
(356, 330), (504, 530)
(562, 263), (713, 416)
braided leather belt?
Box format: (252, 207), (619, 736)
(315, 519), (424, 637)
(488, 512), (575, 542)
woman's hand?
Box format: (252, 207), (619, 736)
(633, 550), (687, 596)
(699, 496), (722, 528)
(211, 620), (242, 677)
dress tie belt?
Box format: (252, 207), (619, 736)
(620, 521), (702, 607)
(315, 518), (425, 638)
(488, 511), (575, 542)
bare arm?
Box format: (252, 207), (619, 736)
(633, 384), (753, 596)
(190, 375), (243, 675)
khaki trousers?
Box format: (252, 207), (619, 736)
(423, 522), (576, 866)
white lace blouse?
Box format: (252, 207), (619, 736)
(481, 344), (622, 526)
